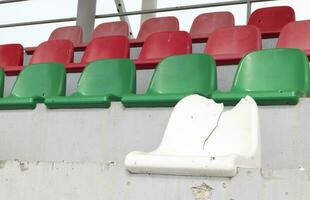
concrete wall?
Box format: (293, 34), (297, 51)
(0, 100), (309, 199)
(0, 161), (308, 200)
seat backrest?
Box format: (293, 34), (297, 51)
(10, 63), (66, 98)
(30, 40), (74, 64)
(204, 96), (260, 158)
(76, 59), (135, 97)
(91, 21), (129, 39)
(136, 16), (179, 41)
(190, 12), (235, 38)
(204, 25), (261, 56)
(49, 26), (83, 45)
(248, 6), (295, 34)
(81, 36), (129, 63)
(277, 20), (310, 50)
(147, 54), (217, 96)
(0, 44), (24, 67)
(158, 94), (223, 155)
(138, 31), (192, 60)
(158, 95), (260, 159)
(232, 48), (310, 95)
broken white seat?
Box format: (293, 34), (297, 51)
(125, 94), (261, 177)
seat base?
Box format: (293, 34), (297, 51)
(44, 95), (117, 109)
(122, 93), (194, 107)
(126, 151), (238, 177)
(211, 53), (244, 65)
(65, 63), (87, 73)
(212, 91), (300, 105)
(134, 58), (161, 70)
(3, 66), (23, 76)
(0, 96), (43, 109)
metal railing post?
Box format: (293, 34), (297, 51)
(76, 0), (97, 42)
(247, 0), (252, 22)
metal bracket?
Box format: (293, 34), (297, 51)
(114, 0), (133, 38)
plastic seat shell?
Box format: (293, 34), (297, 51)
(190, 12), (235, 42)
(49, 26), (83, 45)
(132, 16), (179, 44)
(30, 40), (74, 65)
(0, 63), (66, 109)
(91, 21), (129, 39)
(66, 36), (129, 72)
(123, 54), (217, 107)
(277, 20), (310, 58)
(205, 25), (261, 65)
(0, 44), (24, 75)
(134, 31), (192, 69)
(125, 95), (261, 177)
(212, 48), (310, 105)
(45, 59), (136, 109)
(248, 6), (295, 38)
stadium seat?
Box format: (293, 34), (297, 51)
(248, 6), (295, 38)
(190, 12), (235, 42)
(49, 26), (83, 45)
(0, 63), (66, 109)
(212, 48), (310, 105)
(29, 40), (74, 64)
(125, 94), (261, 177)
(66, 36), (129, 72)
(134, 31), (192, 69)
(204, 25), (261, 65)
(277, 20), (310, 58)
(25, 26), (83, 54)
(131, 16), (179, 46)
(91, 21), (129, 39)
(45, 59), (135, 109)
(0, 44), (24, 75)
(122, 54), (217, 107)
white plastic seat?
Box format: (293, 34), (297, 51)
(125, 94), (261, 177)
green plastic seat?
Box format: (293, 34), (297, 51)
(122, 54), (217, 107)
(212, 48), (310, 105)
(44, 59), (136, 108)
(0, 68), (5, 97)
(0, 62), (66, 109)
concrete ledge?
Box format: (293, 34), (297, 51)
(0, 160), (308, 200)
(0, 99), (308, 170)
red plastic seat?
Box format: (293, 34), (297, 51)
(30, 40), (74, 64)
(204, 25), (261, 65)
(0, 44), (24, 75)
(134, 31), (192, 69)
(66, 35), (129, 72)
(92, 21), (129, 39)
(131, 16), (179, 46)
(25, 26), (83, 55)
(190, 12), (235, 42)
(248, 6), (295, 38)
(49, 26), (83, 45)
(277, 20), (310, 58)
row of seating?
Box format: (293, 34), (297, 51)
(5, 17), (310, 75)
(23, 5), (294, 54)
(0, 48), (307, 109)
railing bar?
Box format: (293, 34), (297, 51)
(0, 0), (29, 4)
(0, 0), (281, 28)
